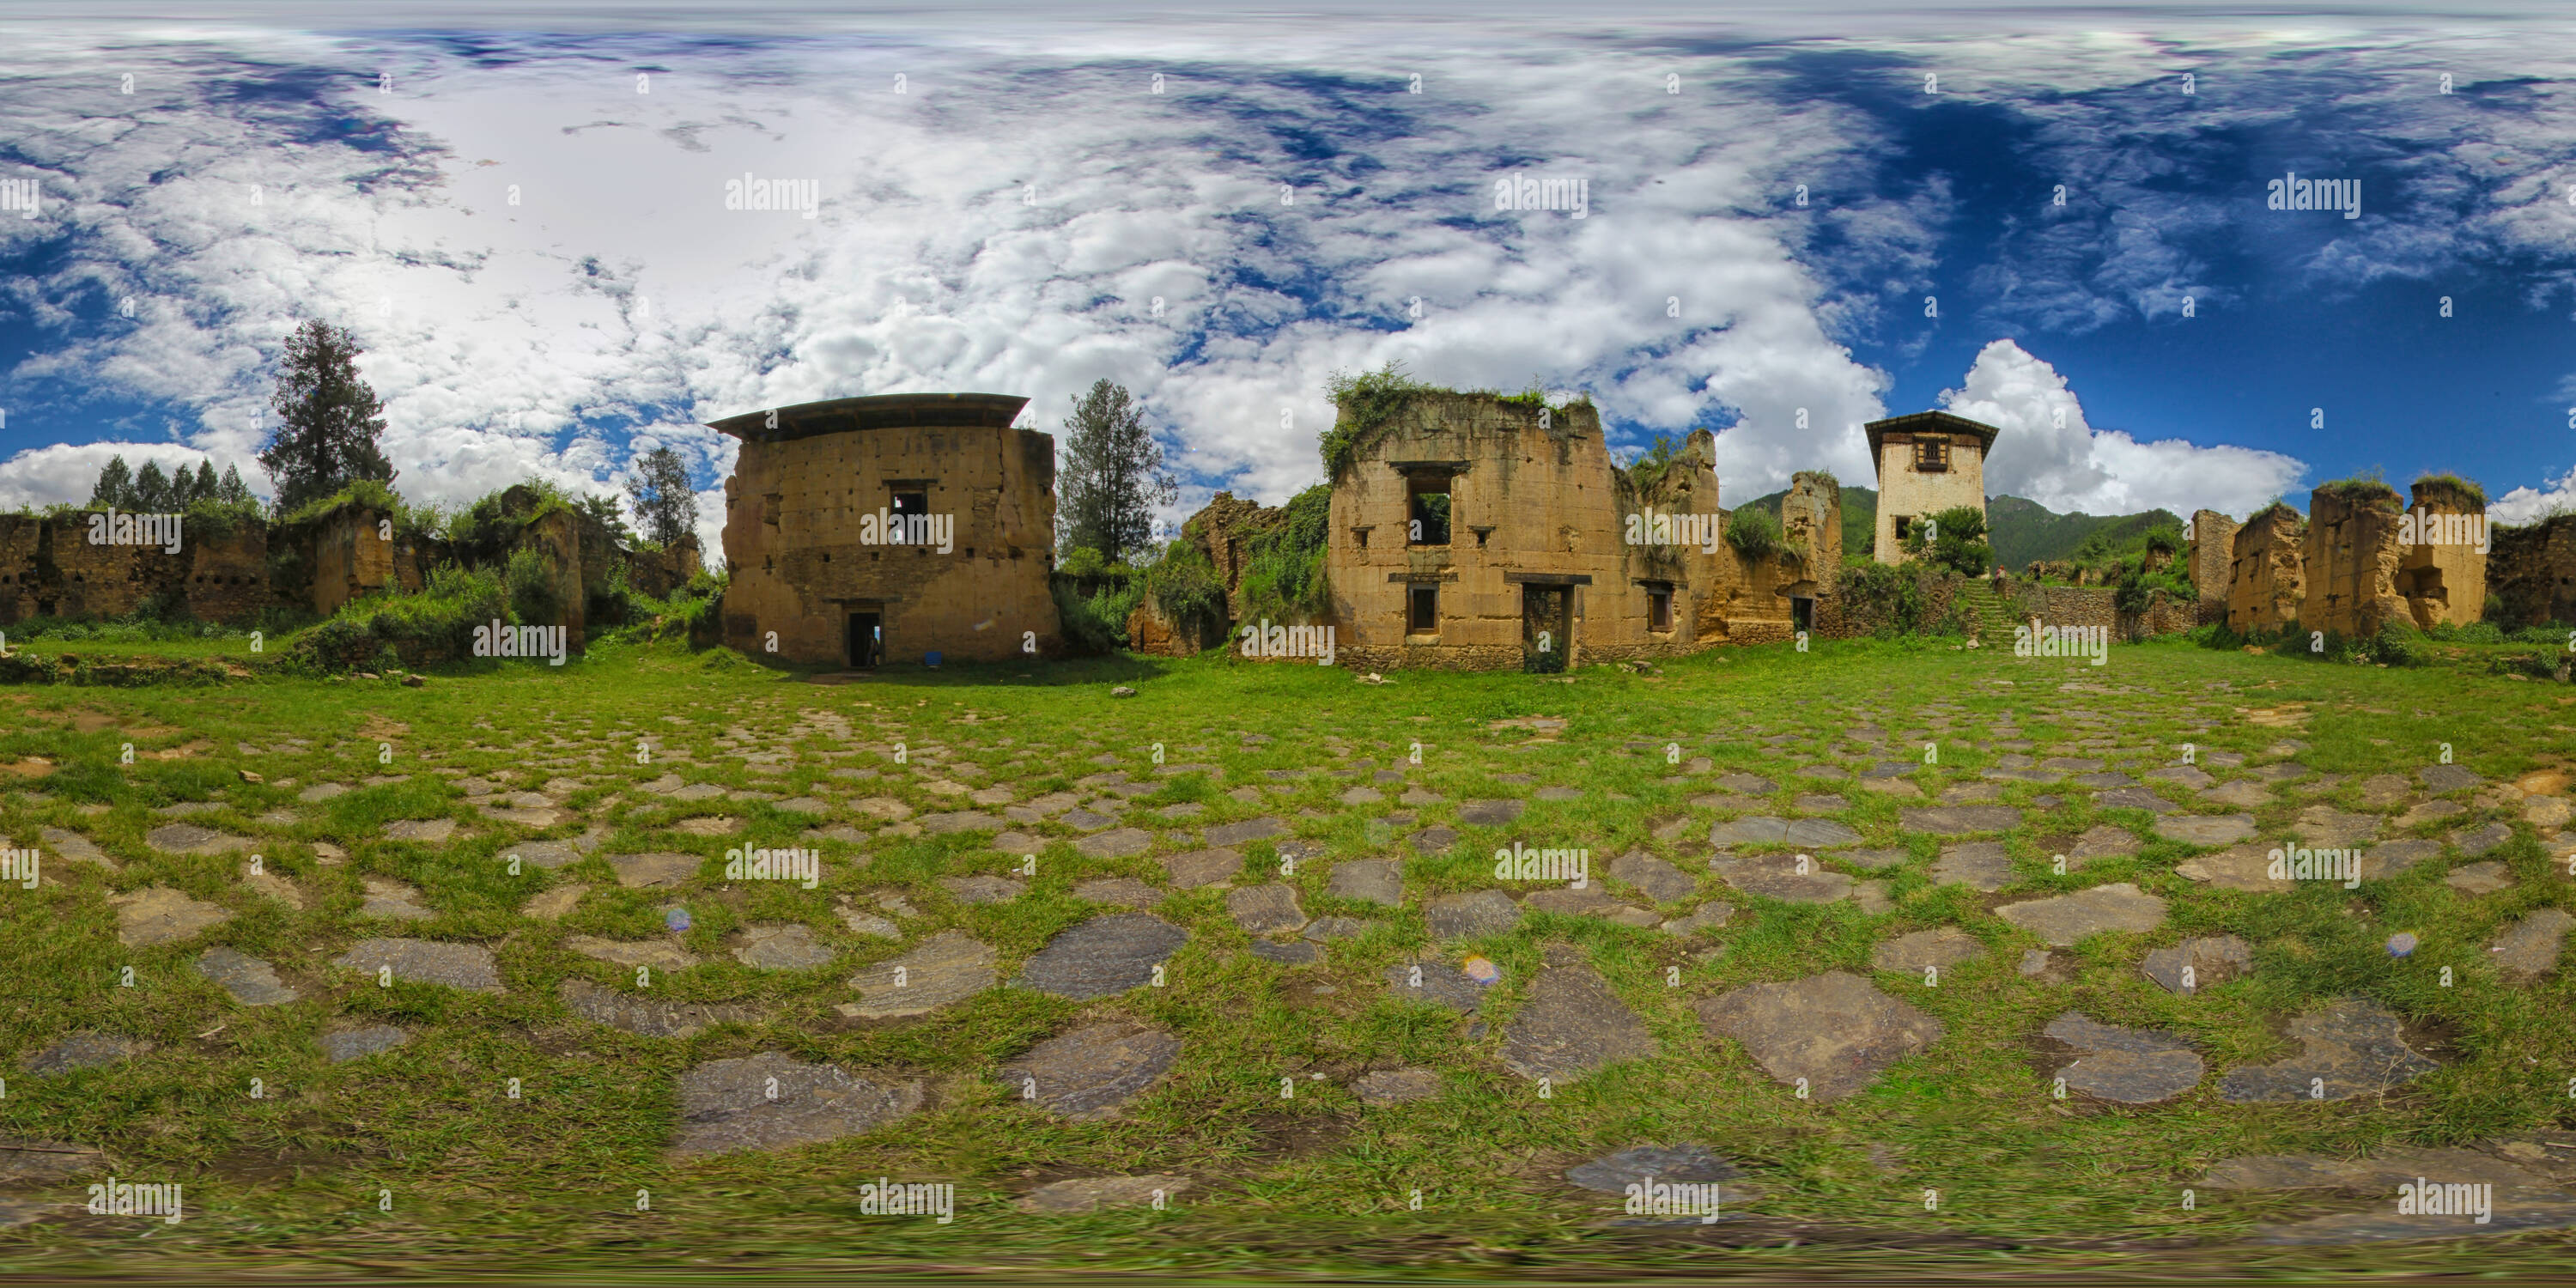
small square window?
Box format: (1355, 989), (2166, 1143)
(1407, 585), (1438, 633)
(1913, 437), (1950, 471)
(1649, 588), (1672, 632)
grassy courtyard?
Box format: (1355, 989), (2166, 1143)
(0, 632), (2572, 1281)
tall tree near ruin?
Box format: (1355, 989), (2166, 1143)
(191, 460), (219, 505)
(216, 464), (254, 506)
(90, 454), (132, 508)
(1057, 379), (1177, 562)
(258, 319), (395, 514)
(624, 445), (698, 548)
(131, 459), (172, 512)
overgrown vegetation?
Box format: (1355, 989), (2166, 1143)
(1140, 539), (1229, 647)
(1625, 434), (1686, 495)
(1723, 504), (1782, 558)
(1320, 361), (1432, 482)
(1834, 560), (1955, 637)
(1233, 483), (1331, 626)
(1900, 504), (1993, 579)
(288, 562), (506, 674)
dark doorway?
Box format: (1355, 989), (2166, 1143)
(1522, 585), (1570, 673)
(848, 612), (882, 668)
(1791, 596), (1814, 634)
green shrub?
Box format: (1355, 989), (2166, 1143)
(1051, 574), (1141, 655)
(1058, 545), (1110, 580)
(1725, 506), (1782, 558)
(1140, 540), (1228, 646)
(1320, 363), (1431, 482)
(289, 562), (505, 672)
(1901, 505), (1992, 578)
(505, 545), (563, 625)
(1835, 561), (1945, 637)
(1236, 485), (1331, 625)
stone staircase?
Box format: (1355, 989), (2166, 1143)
(1954, 579), (2015, 646)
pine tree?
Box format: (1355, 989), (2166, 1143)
(132, 460), (171, 513)
(216, 464), (254, 506)
(258, 320), (394, 513)
(580, 493), (635, 545)
(623, 447), (697, 549)
(91, 454), (133, 509)
(1057, 379), (1177, 563)
(191, 460), (219, 506)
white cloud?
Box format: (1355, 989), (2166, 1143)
(2493, 465), (2576, 526)
(1941, 337), (2305, 519)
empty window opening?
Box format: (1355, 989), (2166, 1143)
(1407, 584), (1439, 632)
(1407, 475), (1452, 546)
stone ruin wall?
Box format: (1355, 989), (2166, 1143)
(720, 422), (1060, 665)
(2227, 506), (2305, 634)
(2189, 508), (2239, 625)
(0, 513), (275, 627)
(2490, 513), (2576, 627)
(2302, 487), (2410, 637)
(2396, 480), (2487, 629)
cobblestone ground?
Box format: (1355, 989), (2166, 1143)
(2, 637), (2572, 1273)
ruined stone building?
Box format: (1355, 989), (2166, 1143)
(2187, 509), (2239, 624)
(0, 513), (271, 626)
(2491, 513), (2576, 627)
(709, 392), (1059, 666)
(2225, 478), (2488, 635)
(1868, 410), (1999, 564)
(1298, 391), (1832, 671)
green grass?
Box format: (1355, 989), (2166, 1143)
(1, 633), (2571, 1279)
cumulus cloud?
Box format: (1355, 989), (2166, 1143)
(1941, 337), (2305, 519)
(2493, 465), (2576, 526)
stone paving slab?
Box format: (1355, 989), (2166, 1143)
(23, 1033), (147, 1076)
(1000, 1022), (1180, 1121)
(1326, 859), (1403, 906)
(112, 886), (231, 946)
(1710, 853), (1851, 903)
(846, 931), (998, 1017)
(1018, 1175), (1194, 1214)
(1161, 848), (1243, 889)
(146, 823), (252, 855)
(1501, 963), (1656, 1083)
(1352, 1067), (1443, 1104)
(1073, 877), (1161, 908)
(2156, 813), (2256, 845)
(196, 947), (299, 1005)
(1869, 927), (1984, 975)
(671, 1053), (926, 1155)
(561, 978), (760, 1037)
(334, 939), (502, 991)
(1609, 850), (1698, 902)
(1226, 884), (1306, 933)
(1017, 914), (1187, 999)
(2142, 934), (2253, 993)
(1696, 971), (1941, 1103)
(1386, 961), (1487, 1012)
(2491, 909), (2572, 982)
(732, 923), (837, 970)
(1930, 841), (2014, 891)
(1899, 806), (2022, 835)
(320, 1024), (410, 1063)
(1426, 890), (1522, 938)
(611, 852), (702, 889)
(1995, 884), (2166, 946)
(2218, 998), (2438, 1103)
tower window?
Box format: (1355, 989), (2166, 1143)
(1913, 436), (1950, 471)
(1407, 584), (1438, 632)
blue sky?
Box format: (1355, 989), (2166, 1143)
(3, 3), (2574, 560)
